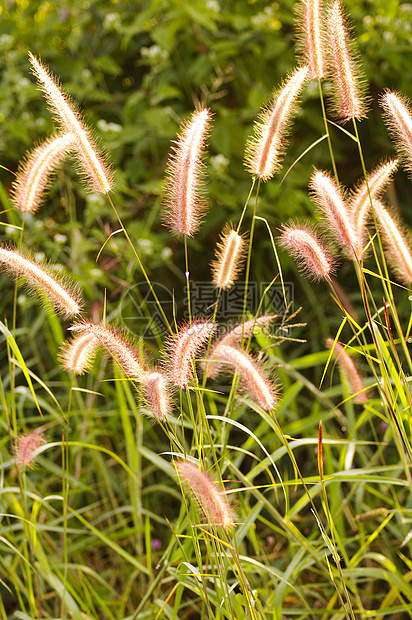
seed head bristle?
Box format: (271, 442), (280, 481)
(205, 315), (278, 379)
(296, 0), (327, 79)
(350, 158), (399, 257)
(59, 332), (100, 374)
(0, 245), (81, 317)
(279, 224), (335, 281)
(326, 338), (368, 404)
(143, 371), (171, 421)
(175, 460), (234, 531)
(14, 432), (47, 469)
(381, 91), (412, 178)
(28, 53), (114, 194)
(69, 321), (144, 381)
(12, 133), (76, 213)
(310, 170), (355, 257)
(209, 344), (277, 410)
(244, 65), (309, 181)
(163, 108), (211, 237)
(211, 227), (246, 290)
(326, 1), (367, 122)
(372, 200), (412, 285)
(168, 321), (216, 389)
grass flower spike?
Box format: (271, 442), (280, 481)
(310, 170), (355, 256)
(372, 201), (412, 285)
(163, 108), (211, 236)
(326, 338), (368, 404)
(205, 315), (277, 379)
(244, 65), (309, 181)
(211, 227), (245, 290)
(0, 245), (81, 317)
(12, 133), (76, 213)
(327, 1), (366, 122)
(168, 321), (216, 389)
(59, 332), (100, 374)
(297, 0), (326, 79)
(381, 91), (412, 177)
(28, 53), (114, 194)
(69, 322), (144, 381)
(279, 224), (334, 281)
(176, 461), (234, 531)
(351, 158), (399, 256)
(143, 371), (170, 421)
(209, 344), (277, 410)
(14, 432), (47, 469)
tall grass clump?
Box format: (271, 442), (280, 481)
(1, 6), (412, 620)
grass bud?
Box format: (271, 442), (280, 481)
(279, 224), (334, 281)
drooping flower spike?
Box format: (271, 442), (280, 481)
(12, 133), (76, 213)
(0, 245), (81, 317)
(69, 322), (144, 381)
(28, 53), (114, 194)
(326, 338), (368, 404)
(175, 460), (234, 531)
(208, 344), (277, 411)
(279, 224), (335, 281)
(381, 91), (412, 177)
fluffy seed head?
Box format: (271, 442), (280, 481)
(175, 460), (234, 531)
(211, 227), (246, 290)
(69, 322), (144, 381)
(372, 201), (412, 285)
(12, 133), (76, 213)
(350, 158), (399, 257)
(296, 0), (327, 79)
(59, 332), (100, 374)
(244, 65), (309, 181)
(205, 315), (278, 379)
(143, 371), (171, 421)
(326, 338), (368, 404)
(381, 91), (412, 177)
(279, 224), (334, 281)
(168, 321), (216, 389)
(14, 432), (47, 469)
(0, 245), (81, 317)
(326, 1), (367, 122)
(28, 53), (114, 194)
(163, 108), (211, 236)
(209, 344), (277, 410)
(310, 170), (355, 256)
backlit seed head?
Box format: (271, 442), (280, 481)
(326, 338), (368, 404)
(296, 0), (327, 79)
(163, 108), (211, 236)
(326, 1), (367, 122)
(381, 91), (412, 178)
(175, 460), (234, 531)
(12, 133), (76, 213)
(28, 53), (114, 194)
(244, 65), (309, 181)
(14, 432), (47, 469)
(211, 227), (246, 290)
(279, 224), (335, 281)
(167, 321), (216, 389)
(0, 244), (81, 317)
